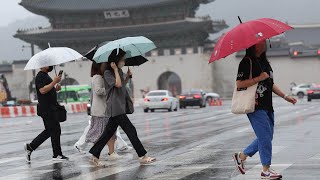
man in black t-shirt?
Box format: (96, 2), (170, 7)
(24, 66), (69, 162)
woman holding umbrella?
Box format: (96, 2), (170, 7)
(232, 41), (297, 179)
(74, 61), (120, 160)
(208, 17), (297, 179)
(89, 48), (156, 166)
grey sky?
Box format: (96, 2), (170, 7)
(3, 0), (320, 27)
(198, 0), (320, 37)
(0, 0), (35, 27)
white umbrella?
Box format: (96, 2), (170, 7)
(24, 47), (83, 70)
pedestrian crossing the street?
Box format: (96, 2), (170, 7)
(1, 99), (320, 179)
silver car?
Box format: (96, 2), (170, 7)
(142, 90), (178, 113)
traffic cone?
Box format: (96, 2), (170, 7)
(209, 99), (215, 106)
(213, 99), (217, 106)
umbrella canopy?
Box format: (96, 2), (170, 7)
(84, 43), (149, 66)
(209, 18), (293, 63)
(124, 56), (148, 66)
(24, 47), (83, 70)
(92, 36), (156, 63)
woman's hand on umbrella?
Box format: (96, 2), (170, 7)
(127, 68), (132, 76)
(285, 96), (297, 105)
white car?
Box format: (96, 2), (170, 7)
(204, 92), (220, 103)
(291, 84), (311, 98)
(142, 90), (178, 113)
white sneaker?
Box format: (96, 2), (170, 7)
(108, 152), (122, 160)
(24, 143), (32, 163)
(117, 146), (133, 152)
(52, 155), (69, 161)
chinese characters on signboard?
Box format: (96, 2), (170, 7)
(104, 10), (130, 19)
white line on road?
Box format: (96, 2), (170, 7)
(0, 157), (25, 165)
(236, 127), (251, 133)
(310, 153), (320, 160)
(147, 164), (212, 180)
(0, 170), (53, 180)
(147, 118), (160, 121)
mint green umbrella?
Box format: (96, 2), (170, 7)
(93, 36), (156, 63)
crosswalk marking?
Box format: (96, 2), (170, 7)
(1, 100), (319, 179)
(310, 153), (320, 160)
(0, 170), (53, 180)
(0, 157), (25, 165)
(236, 127), (251, 133)
(147, 164), (212, 180)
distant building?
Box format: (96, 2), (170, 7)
(13, 0), (228, 99)
(7, 1), (320, 99)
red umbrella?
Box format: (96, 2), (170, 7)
(209, 18), (293, 63)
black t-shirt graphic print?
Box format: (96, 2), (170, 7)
(236, 57), (274, 111)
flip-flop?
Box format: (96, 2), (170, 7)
(139, 156), (156, 165)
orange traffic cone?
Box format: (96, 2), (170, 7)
(209, 99), (215, 106)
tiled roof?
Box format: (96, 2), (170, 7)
(20, 0), (212, 11)
(15, 19), (214, 41)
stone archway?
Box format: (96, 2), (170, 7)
(157, 71), (182, 97)
(60, 77), (79, 86)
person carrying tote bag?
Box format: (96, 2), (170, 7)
(231, 57), (258, 114)
(231, 41), (297, 179)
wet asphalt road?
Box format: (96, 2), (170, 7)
(0, 98), (320, 180)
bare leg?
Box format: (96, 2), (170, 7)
(239, 152), (248, 161)
(107, 138), (115, 155)
(263, 165), (270, 172)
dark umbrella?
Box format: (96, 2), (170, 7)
(84, 44), (148, 66)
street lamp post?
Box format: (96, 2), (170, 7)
(22, 43), (36, 100)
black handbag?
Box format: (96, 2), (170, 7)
(36, 104), (43, 117)
(125, 90), (134, 114)
(51, 104), (67, 122)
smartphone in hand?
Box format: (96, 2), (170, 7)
(58, 70), (63, 76)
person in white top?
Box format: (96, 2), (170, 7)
(74, 62), (132, 159)
(74, 62), (118, 159)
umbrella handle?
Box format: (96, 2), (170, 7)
(54, 66), (57, 76)
(238, 16), (243, 24)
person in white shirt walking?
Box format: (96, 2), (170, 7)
(74, 62), (120, 160)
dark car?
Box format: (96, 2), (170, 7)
(179, 89), (206, 108)
(307, 85), (320, 102)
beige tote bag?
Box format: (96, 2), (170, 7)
(231, 58), (258, 114)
